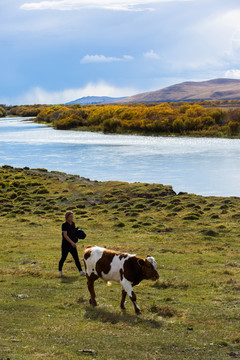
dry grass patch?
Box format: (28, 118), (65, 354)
(0, 165), (240, 360)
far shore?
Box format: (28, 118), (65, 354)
(1, 101), (240, 138)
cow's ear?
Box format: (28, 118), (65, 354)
(137, 258), (145, 267)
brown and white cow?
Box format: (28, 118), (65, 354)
(83, 245), (159, 314)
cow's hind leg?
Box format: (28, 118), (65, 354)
(120, 289), (127, 310)
(87, 273), (98, 306)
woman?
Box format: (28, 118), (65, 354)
(58, 211), (85, 276)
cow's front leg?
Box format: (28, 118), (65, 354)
(87, 273), (98, 306)
(129, 290), (141, 315)
(121, 279), (141, 315)
(120, 289), (127, 310)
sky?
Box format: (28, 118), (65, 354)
(1, 0), (240, 104)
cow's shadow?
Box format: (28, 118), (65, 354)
(84, 305), (163, 328)
(60, 276), (78, 284)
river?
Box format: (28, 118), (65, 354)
(0, 117), (240, 197)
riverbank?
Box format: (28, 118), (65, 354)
(1, 165), (239, 359)
(3, 102), (240, 137)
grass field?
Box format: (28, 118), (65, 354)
(0, 165), (239, 359)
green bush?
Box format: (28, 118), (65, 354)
(227, 121), (240, 136)
(103, 118), (122, 133)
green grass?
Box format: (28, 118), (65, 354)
(0, 165), (240, 359)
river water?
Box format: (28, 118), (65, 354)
(0, 117), (240, 197)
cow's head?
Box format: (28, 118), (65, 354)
(138, 256), (159, 281)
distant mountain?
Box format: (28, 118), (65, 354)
(113, 78), (240, 103)
(67, 96), (126, 105)
(67, 79), (240, 105)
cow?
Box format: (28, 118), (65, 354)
(83, 245), (159, 314)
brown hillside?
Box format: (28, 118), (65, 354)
(114, 78), (240, 103)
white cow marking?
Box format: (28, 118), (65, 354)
(146, 256), (157, 271)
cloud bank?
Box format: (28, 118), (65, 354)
(20, 0), (190, 12)
(224, 69), (240, 79)
(8, 82), (139, 105)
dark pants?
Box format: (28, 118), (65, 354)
(59, 242), (83, 272)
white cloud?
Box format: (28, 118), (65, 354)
(224, 69), (240, 79)
(144, 49), (161, 60)
(162, 9), (240, 73)
(122, 55), (134, 61)
(190, 10), (240, 61)
(20, 0), (190, 12)
(9, 81), (139, 105)
(80, 54), (133, 64)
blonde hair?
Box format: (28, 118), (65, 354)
(65, 211), (73, 220)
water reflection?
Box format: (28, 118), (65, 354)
(0, 117), (239, 196)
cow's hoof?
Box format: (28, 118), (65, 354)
(89, 299), (97, 306)
(120, 303), (126, 310)
(135, 309), (141, 315)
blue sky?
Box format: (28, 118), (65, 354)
(1, 0), (240, 104)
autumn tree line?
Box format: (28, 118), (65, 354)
(0, 106), (7, 117)
(1, 101), (240, 137)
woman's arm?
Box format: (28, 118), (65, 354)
(63, 231), (76, 248)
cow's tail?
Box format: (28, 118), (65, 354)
(103, 280), (112, 286)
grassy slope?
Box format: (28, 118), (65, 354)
(0, 166), (239, 360)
